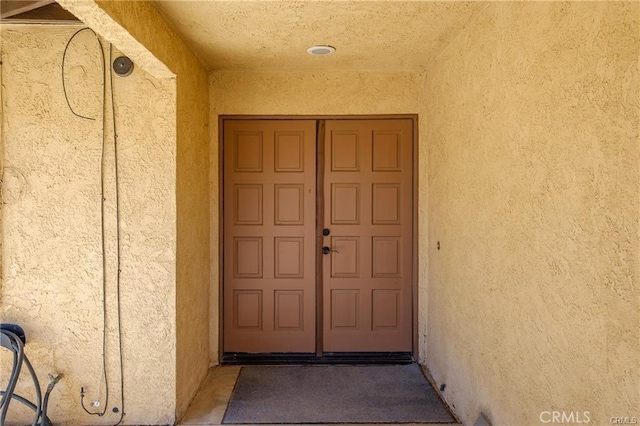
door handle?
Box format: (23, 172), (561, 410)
(322, 246), (339, 255)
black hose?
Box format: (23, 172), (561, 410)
(0, 331), (24, 425)
(0, 391), (52, 425)
(0, 329), (59, 426)
(0, 345), (18, 410)
(40, 389), (51, 426)
(21, 355), (43, 426)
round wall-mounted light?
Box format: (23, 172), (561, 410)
(306, 45), (336, 56)
(113, 56), (134, 77)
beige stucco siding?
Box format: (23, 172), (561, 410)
(2, 1), (637, 424)
(56, 0), (212, 419)
(1, 25), (177, 424)
(423, 2), (639, 424)
(209, 70), (427, 363)
(0, 31), (3, 290)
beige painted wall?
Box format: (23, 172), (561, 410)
(0, 32), (4, 291)
(57, 0), (212, 419)
(424, 2), (639, 424)
(208, 70), (427, 362)
(1, 25), (177, 424)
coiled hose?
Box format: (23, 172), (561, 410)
(0, 324), (62, 426)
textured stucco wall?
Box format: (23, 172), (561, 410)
(0, 33), (4, 290)
(209, 70), (427, 363)
(1, 25), (177, 424)
(424, 2), (639, 424)
(57, 0), (212, 419)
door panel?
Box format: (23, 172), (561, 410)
(223, 120), (317, 353)
(322, 119), (413, 352)
(223, 118), (413, 355)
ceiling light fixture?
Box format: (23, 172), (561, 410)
(306, 45), (336, 56)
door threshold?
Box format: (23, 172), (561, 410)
(222, 352), (413, 365)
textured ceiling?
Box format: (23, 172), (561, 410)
(154, 1), (484, 72)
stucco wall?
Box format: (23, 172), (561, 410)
(56, 0), (212, 419)
(0, 33), (4, 291)
(209, 70), (427, 363)
(424, 2), (639, 424)
(1, 25), (177, 424)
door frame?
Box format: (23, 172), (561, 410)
(217, 114), (420, 362)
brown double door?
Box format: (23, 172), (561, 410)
(223, 118), (413, 355)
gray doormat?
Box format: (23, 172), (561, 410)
(222, 364), (456, 424)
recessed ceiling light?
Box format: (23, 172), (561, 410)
(306, 45), (336, 56)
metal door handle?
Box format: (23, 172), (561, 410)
(322, 246), (339, 255)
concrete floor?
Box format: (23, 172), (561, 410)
(179, 366), (241, 425)
(178, 366), (462, 426)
